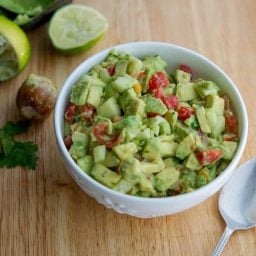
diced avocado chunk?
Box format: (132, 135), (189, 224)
(175, 133), (196, 160)
(113, 179), (133, 194)
(77, 155), (94, 174)
(205, 94), (225, 115)
(195, 106), (211, 133)
(142, 139), (161, 161)
(184, 115), (199, 128)
(180, 171), (197, 191)
(91, 164), (121, 188)
(143, 96), (167, 115)
(159, 141), (178, 158)
(164, 157), (179, 168)
(112, 74), (137, 93)
(142, 55), (167, 73)
(100, 151), (120, 168)
(93, 145), (106, 163)
(155, 116), (171, 135)
(205, 108), (225, 137)
(87, 86), (103, 108)
(125, 98), (146, 117)
(174, 121), (192, 140)
(195, 80), (220, 98)
(154, 167), (180, 192)
(113, 142), (138, 160)
(127, 56), (143, 76)
(139, 176), (155, 193)
(69, 131), (89, 160)
(97, 96), (121, 119)
(165, 110), (178, 130)
(185, 153), (202, 171)
(146, 117), (160, 136)
(70, 82), (89, 105)
(79, 74), (106, 88)
(115, 116), (142, 141)
(175, 69), (191, 83)
(120, 157), (142, 184)
(219, 141), (237, 160)
(114, 60), (128, 76)
(103, 84), (120, 99)
(176, 82), (198, 101)
(91, 65), (112, 84)
(140, 158), (165, 175)
(119, 88), (137, 112)
(196, 167), (214, 188)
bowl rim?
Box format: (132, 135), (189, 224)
(54, 41), (248, 202)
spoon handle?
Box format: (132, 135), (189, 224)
(212, 226), (234, 256)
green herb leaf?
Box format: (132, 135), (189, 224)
(2, 121), (31, 135)
(0, 120), (38, 170)
(0, 141), (38, 170)
(0, 130), (14, 155)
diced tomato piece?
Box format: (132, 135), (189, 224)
(162, 95), (179, 109)
(154, 86), (163, 99)
(137, 70), (145, 79)
(179, 64), (193, 75)
(147, 112), (159, 118)
(107, 64), (116, 76)
(64, 103), (77, 124)
(196, 149), (222, 165)
(64, 135), (72, 150)
(92, 122), (121, 149)
(105, 135), (121, 149)
(148, 71), (169, 92)
(81, 104), (95, 123)
(223, 133), (237, 141)
(222, 94), (231, 111)
(225, 114), (238, 134)
(178, 106), (194, 121)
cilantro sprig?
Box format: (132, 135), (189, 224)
(0, 121), (38, 170)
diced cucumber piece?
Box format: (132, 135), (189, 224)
(113, 142), (138, 160)
(93, 145), (106, 163)
(195, 106), (211, 133)
(154, 167), (180, 192)
(113, 179), (133, 194)
(87, 86), (103, 108)
(70, 82), (89, 105)
(77, 155), (94, 174)
(176, 82), (198, 101)
(69, 131), (89, 160)
(97, 96), (121, 119)
(175, 69), (191, 83)
(112, 74), (137, 93)
(91, 164), (121, 188)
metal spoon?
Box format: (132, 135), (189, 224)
(212, 158), (256, 256)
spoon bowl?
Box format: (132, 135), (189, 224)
(212, 158), (256, 255)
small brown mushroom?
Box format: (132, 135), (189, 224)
(16, 74), (57, 121)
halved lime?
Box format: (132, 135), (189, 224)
(0, 15), (31, 82)
(48, 4), (108, 54)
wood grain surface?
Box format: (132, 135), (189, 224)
(0, 0), (256, 255)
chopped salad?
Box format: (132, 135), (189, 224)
(63, 49), (239, 197)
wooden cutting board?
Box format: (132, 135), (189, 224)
(0, 0), (255, 255)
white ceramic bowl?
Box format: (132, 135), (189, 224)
(54, 42), (248, 218)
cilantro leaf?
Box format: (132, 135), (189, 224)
(0, 130), (14, 155)
(0, 141), (38, 170)
(0, 121), (38, 170)
(3, 121), (31, 135)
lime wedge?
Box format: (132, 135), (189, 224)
(0, 15), (31, 82)
(48, 4), (108, 54)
